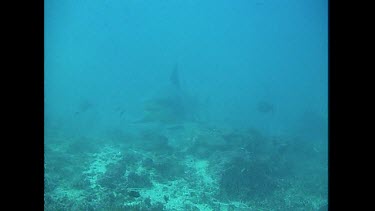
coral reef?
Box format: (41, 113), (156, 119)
(45, 124), (327, 210)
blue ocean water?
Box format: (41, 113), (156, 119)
(45, 0), (328, 210)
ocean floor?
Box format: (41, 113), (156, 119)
(44, 123), (327, 211)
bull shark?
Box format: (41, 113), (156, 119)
(134, 64), (200, 125)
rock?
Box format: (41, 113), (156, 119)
(128, 190), (140, 198)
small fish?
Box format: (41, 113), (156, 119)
(75, 99), (93, 115)
(257, 101), (275, 114)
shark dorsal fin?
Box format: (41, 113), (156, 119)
(170, 63), (180, 90)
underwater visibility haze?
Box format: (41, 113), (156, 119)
(45, 0), (328, 210)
